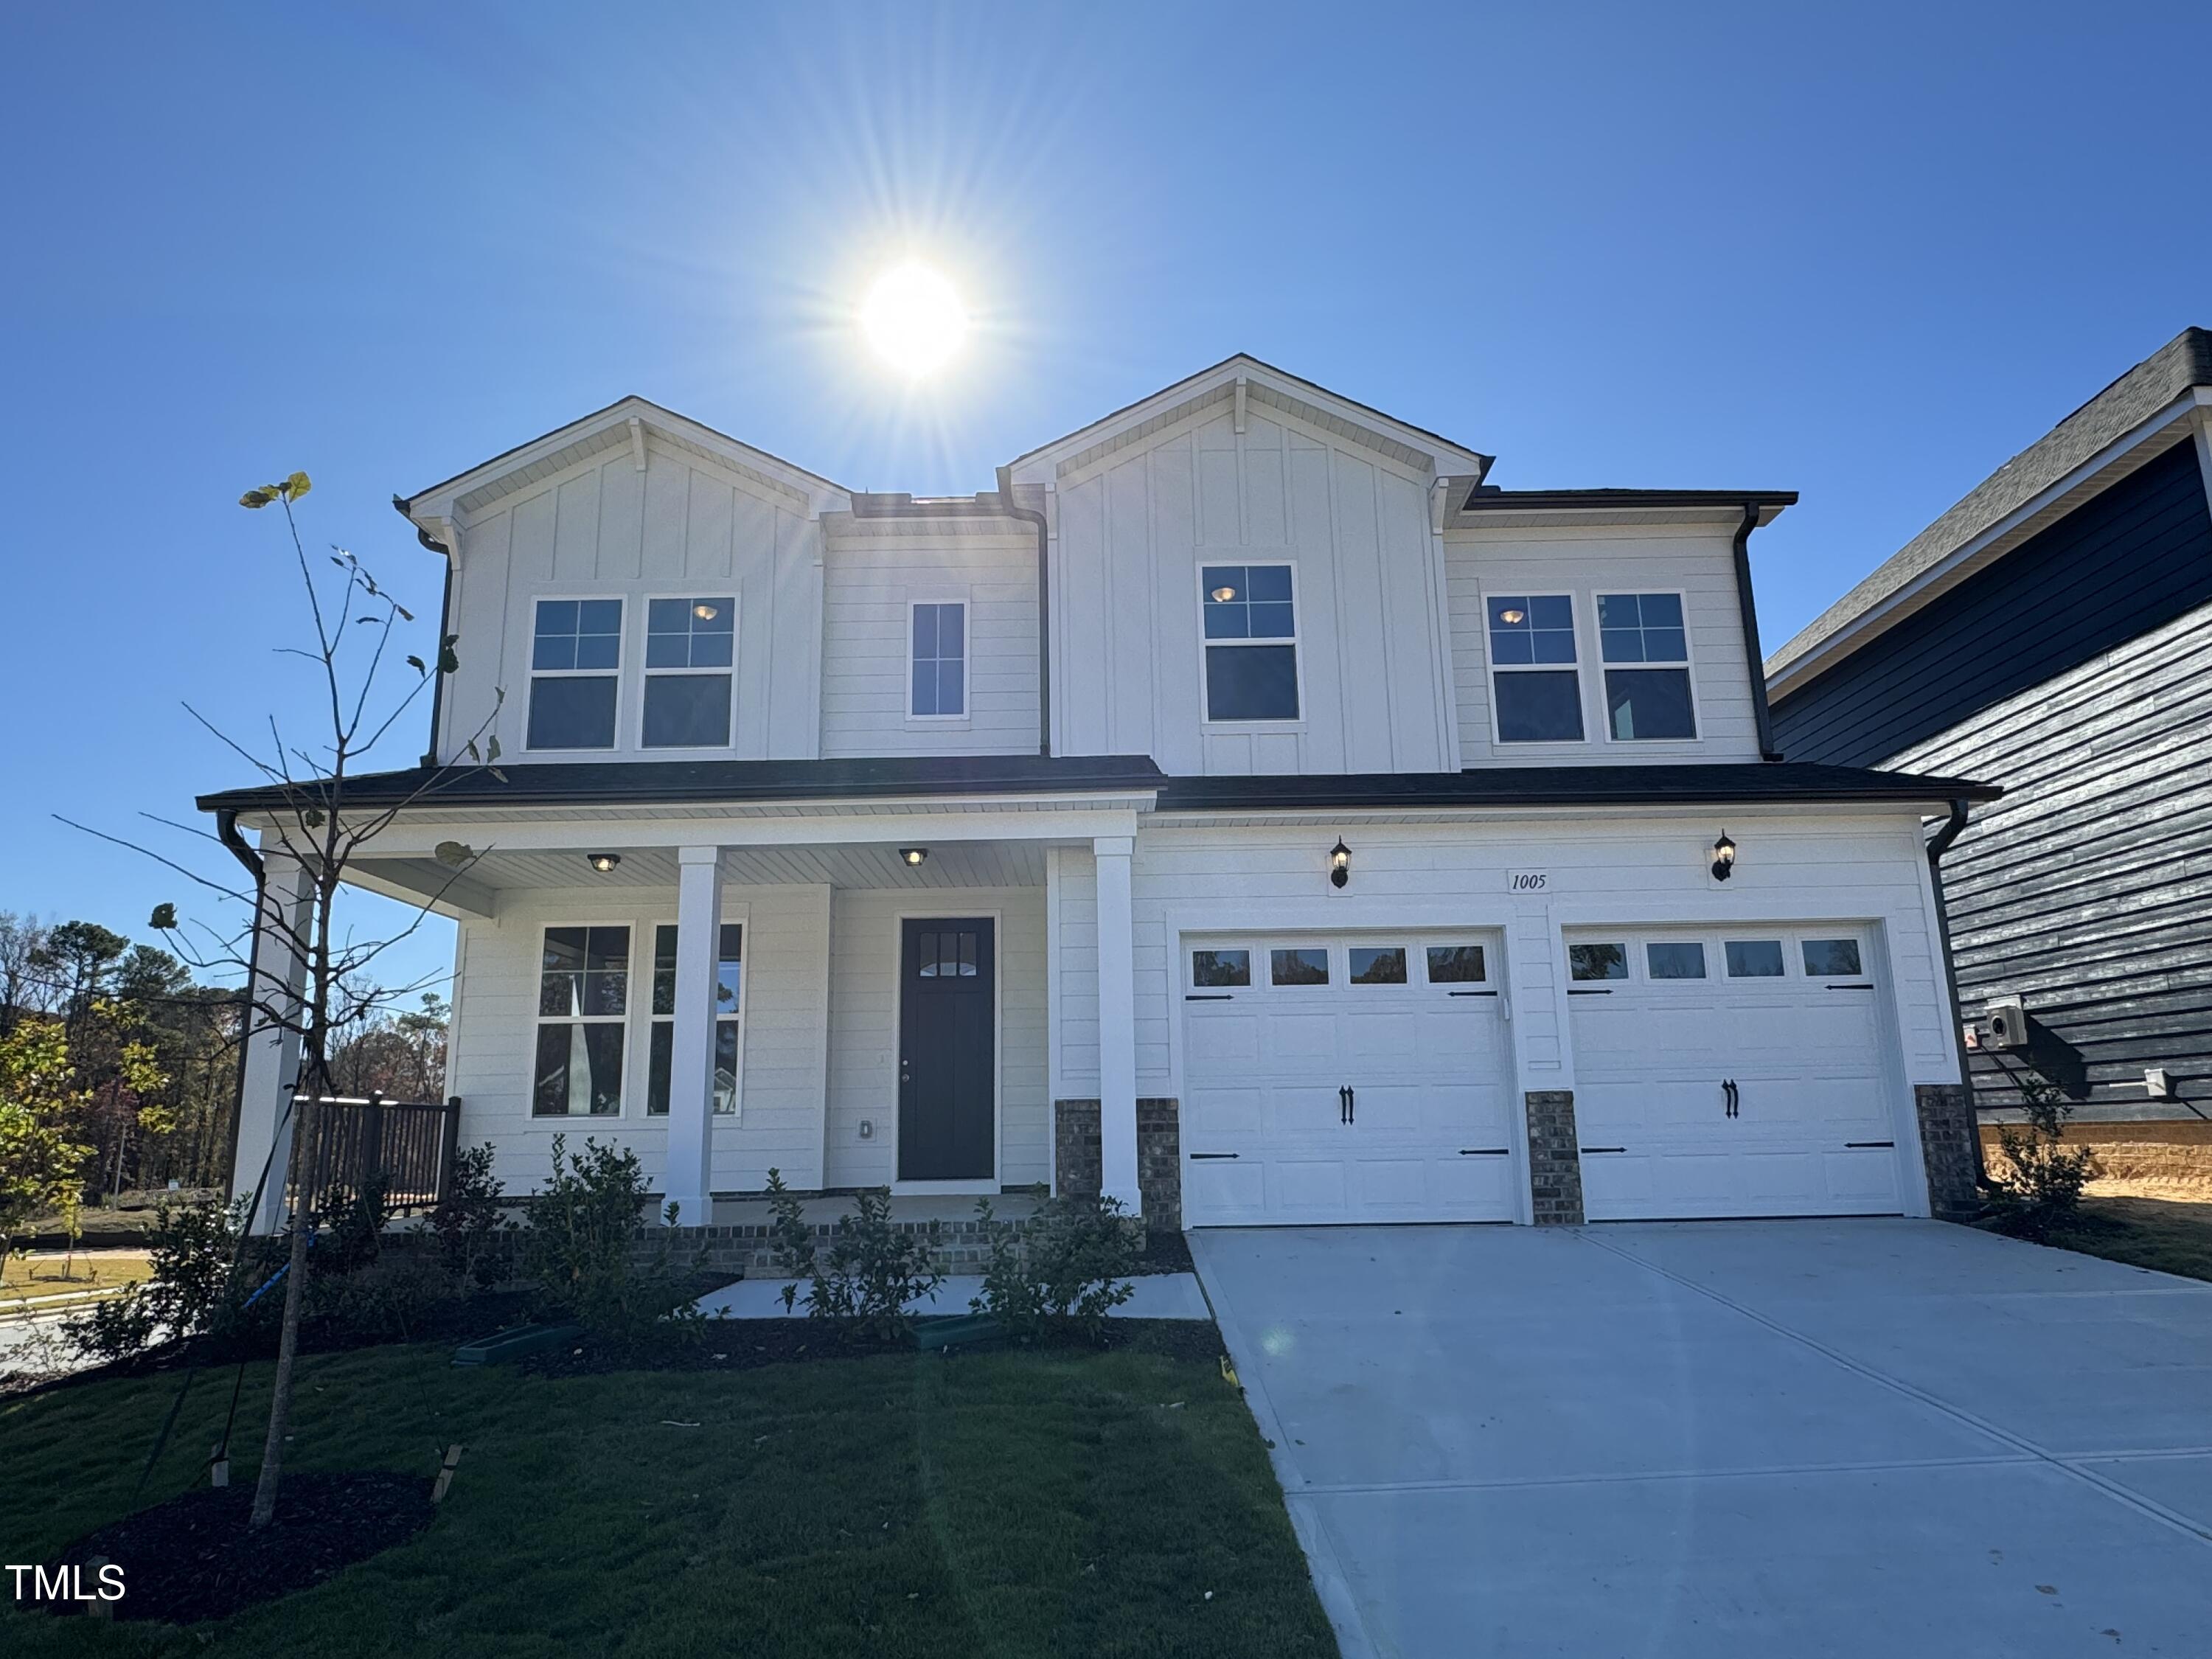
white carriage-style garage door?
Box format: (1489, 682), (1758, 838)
(1566, 928), (1906, 1221)
(1179, 933), (1518, 1226)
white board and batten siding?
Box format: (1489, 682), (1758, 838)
(447, 883), (833, 1195)
(437, 436), (824, 765)
(1048, 813), (1964, 1221)
(821, 886), (1050, 1189)
(1051, 408), (1457, 776)
(1442, 522), (1766, 765)
(818, 519), (1040, 758)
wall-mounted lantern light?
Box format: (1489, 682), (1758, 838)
(1710, 832), (1736, 883)
(1329, 839), (1352, 889)
(899, 847), (929, 867)
(586, 852), (622, 874)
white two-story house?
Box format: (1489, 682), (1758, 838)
(203, 357), (1994, 1234)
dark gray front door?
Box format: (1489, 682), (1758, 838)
(898, 917), (995, 1180)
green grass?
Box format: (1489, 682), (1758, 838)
(2050, 1195), (2212, 1284)
(0, 1337), (1336, 1659)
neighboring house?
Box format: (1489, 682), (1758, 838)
(202, 356), (1994, 1236)
(1768, 327), (2212, 1185)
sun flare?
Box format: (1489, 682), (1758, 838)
(859, 261), (969, 377)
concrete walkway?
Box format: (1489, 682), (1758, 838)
(1191, 1220), (2212, 1659)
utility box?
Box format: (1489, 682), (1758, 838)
(1983, 995), (2032, 1052)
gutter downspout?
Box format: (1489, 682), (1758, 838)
(393, 495), (453, 768)
(214, 808), (266, 1199)
(1731, 501), (1784, 761)
(1925, 797), (1986, 1183)
(997, 465), (1051, 757)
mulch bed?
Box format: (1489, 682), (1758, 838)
(1135, 1228), (1195, 1275)
(520, 1315), (1224, 1377)
(44, 1470), (434, 1624)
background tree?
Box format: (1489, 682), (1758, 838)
(0, 1020), (96, 1265)
(0, 912), (54, 1036)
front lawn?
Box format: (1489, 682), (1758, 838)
(0, 1332), (1336, 1658)
(2048, 1195), (2212, 1284)
(1, 1252), (155, 1298)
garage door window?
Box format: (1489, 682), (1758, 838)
(1725, 939), (1786, 978)
(1569, 942), (1629, 981)
(1426, 944), (1486, 983)
(1349, 947), (1407, 984)
(1191, 948), (1251, 988)
(1646, 942), (1707, 979)
(1270, 947), (1329, 986)
(1801, 938), (1863, 977)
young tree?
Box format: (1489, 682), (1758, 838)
(76, 470), (500, 1528)
(0, 1021), (96, 1264)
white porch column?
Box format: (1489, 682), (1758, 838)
(662, 846), (723, 1225)
(1092, 835), (1141, 1213)
(234, 851), (311, 1235)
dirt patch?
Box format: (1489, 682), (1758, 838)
(44, 1470), (434, 1624)
(1982, 1119), (2212, 1201)
(1136, 1229), (1195, 1275)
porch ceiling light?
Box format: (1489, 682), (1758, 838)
(899, 847), (929, 866)
(586, 852), (622, 874)
(1710, 832), (1736, 882)
(1329, 838), (1352, 889)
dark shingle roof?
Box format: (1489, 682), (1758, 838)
(1769, 327), (2212, 678)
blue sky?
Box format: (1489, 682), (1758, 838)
(3, 0), (2207, 995)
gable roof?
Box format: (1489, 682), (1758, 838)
(1768, 327), (2212, 689)
(397, 395), (854, 540)
(1002, 354), (1495, 484)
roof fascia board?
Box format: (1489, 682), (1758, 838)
(1142, 798), (1942, 831)
(1767, 389), (2208, 697)
(1005, 356), (1492, 486)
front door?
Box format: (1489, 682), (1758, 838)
(898, 917), (996, 1181)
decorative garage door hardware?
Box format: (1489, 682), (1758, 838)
(1845, 1140), (1896, 1149)
(1184, 992), (1234, 1001)
(1567, 987), (1613, 995)
(1581, 1146), (1627, 1154)
(1722, 1079), (1739, 1118)
(1448, 990), (1498, 998)
(1458, 1147), (1509, 1156)
(1826, 983), (1875, 991)
(1189, 1152), (1239, 1161)
(1338, 1085), (1357, 1124)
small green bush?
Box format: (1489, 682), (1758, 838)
(64, 1196), (268, 1363)
(765, 1170), (941, 1340)
(315, 1173), (393, 1276)
(521, 1135), (698, 1340)
(431, 1142), (514, 1290)
(1986, 1074), (2098, 1242)
(973, 1194), (1138, 1342)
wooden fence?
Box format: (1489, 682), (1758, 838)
(288, 1094), (462, 1217)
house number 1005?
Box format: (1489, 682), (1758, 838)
(1507, 872), (1548, 891)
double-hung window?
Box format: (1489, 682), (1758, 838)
(1488, 595), (1584, 742)
(910, 602), (966, 717)
(642, 597), (734, 748)
(1598, 593), (1697, 740)
(1200, 564), (1299, 721)
(534, 926), (628, 1115)
(527, 599), (622, 750)
(645, 922), (744, 1116)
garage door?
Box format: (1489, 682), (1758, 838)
(1567, 928), (1905, 1220)
(1180, 935), (1517, 1225)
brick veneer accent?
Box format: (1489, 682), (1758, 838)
(1525, 1089), (1585, 1225)
(1914, 1083), (1980, 1220)
(644, 1214), (1025, 1279)
(1054, 1098), (1182, 1230)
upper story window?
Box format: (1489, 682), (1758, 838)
(1488, 595), (1584, 742)
(641, 597), (734, 748)
(1598, 593), (1696, 740)
(527, 599), (622, 750)
(910, 602), (967, 718)
(1201, 563), (1300, 722)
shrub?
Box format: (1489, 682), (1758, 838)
(972, 1194), (1138, 1341)
(65, 1196), (267, 1363)
(521, 1135), (696, 1339)
(314, 1174), (392, 1276)
(765, 1171), (941, 1340)
(1986, 1074), (2098, 1242)
(430, 1142), (513, 1290)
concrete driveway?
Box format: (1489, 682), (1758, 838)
(1191, 1220), (2212, 1658)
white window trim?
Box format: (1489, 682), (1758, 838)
(641, 910), (751, 1120)
(637, 591), (738, 754)
(889, 906), (1004, 1196)
(1482, 588), (1588, 748)
(532, 919), (636, 1119)
(525, 594), (626, 754)
(1594, 587), (1703, 746)
(1196, 559), (1307, 729)
(904, 593), (973, 726)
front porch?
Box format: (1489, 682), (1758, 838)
(223, 768), (1172, 1236)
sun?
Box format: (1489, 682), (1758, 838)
(859, 262), (968, 378)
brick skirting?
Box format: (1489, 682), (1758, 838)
(1914, 1083), (1981, 1220)
(1525, 1089), (1585, 1225)
(1053, 1098), (1182, 1230)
